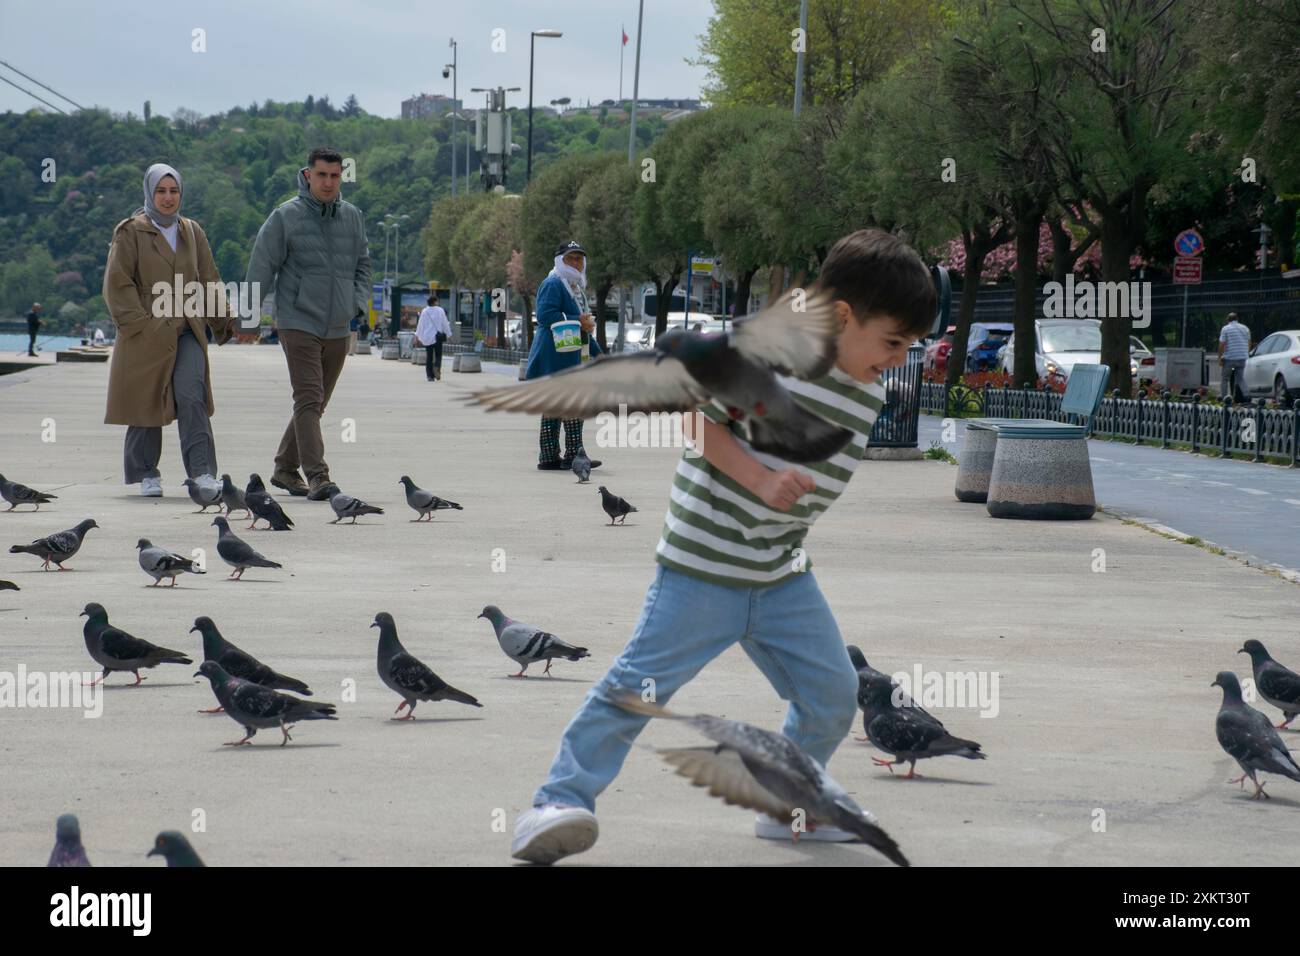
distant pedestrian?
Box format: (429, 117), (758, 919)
(25, 303), (41, 356)
(1218, 312), (1252, 402)
(246, 146), (372, 501)
(415, 295), (451, 381)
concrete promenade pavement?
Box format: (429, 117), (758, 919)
(1, 343), (1298, 867)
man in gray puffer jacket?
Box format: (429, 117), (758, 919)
(247, 146), (372, 500)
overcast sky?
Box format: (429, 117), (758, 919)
(0, 0), (714, 118)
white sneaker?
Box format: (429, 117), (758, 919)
(754, 812), (873, 842)
(511, 804), (599, 864)
(140, 477), (163, 497)
(194, 474), (221, 496)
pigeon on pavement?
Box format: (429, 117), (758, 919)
(857, 674), (985, 777)
(9, 518), (98, 570)
(1213, 670), (1300, 799)
(0, 473), (57, 511)
(219, 474), (250, 517)
(195, 661), (336, 746)
(1239, 640), (1300, 730)
(398, 476), (462, 521)
(80, 602), (193, 686)
(571, 449), (592, 483)
(137, 538), (205, 587)
(191, 615), (310, 714)
(211, 516), (282, 580)
(478, 604), (590, 677)
(181, 478), (222, 513)
(598, 486), (637, 525)
(846, 645), (936, 731)
(147, 831), (204, 867)
(245, 474), (293, 530)
(613, 693), (908, 865)
(469, 289), (854, 463)
(371, 612), (482, 718)
(0, 580), (17, 592)
(47, 814), (90, 867)
(330, 492), (384, 524)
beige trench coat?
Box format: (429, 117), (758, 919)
(102, 213), (235, 427)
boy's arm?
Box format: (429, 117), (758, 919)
(682, 412), (815, 512)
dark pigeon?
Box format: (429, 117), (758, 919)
(598, 486), (637, 525)
(0, 580), (17, 592)
(398, 475), (462, 521)
(330, 492), (384, 524)
(9, 518), (98, 570)
(371, 612), (482, 718)
(195, 661), (336, 746)
(245, 473), (293, 530)
(1239, 640), (1300, 729)
(219, 474), (250, 517)
(858, 674), (985, 778)
(0, 473), (57, 511)
(571, 449), (592, 483)
(181, 478), (221, 513)
(48, 814), (90, 867)
(1213, 670), (1300, 799)
(478, 604), (589, 678)
(147, 831), (204, 867)
(191, 615), (310, 715)
(137, 538), (205, 587)
(211, 516), (282, 580)
(80, 602), (193, 686)
(846, 645), (937, 734)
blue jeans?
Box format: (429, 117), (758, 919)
(533, 565), (859, 811)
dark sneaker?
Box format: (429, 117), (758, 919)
(306, 480), (340, 501)
(537, 460), (566, 471)
(271, 471), (309, 496)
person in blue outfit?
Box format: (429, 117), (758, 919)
(525, 239), (604, 471)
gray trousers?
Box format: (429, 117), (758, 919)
(124, 329), (218, 483)
(1220, 359), (1246, 401)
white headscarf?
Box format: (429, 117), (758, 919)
(549, 254), (588, 311)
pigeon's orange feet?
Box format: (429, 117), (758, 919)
(872, 757), (896, 773)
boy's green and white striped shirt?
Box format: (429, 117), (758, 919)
(655, 365), (885, 589)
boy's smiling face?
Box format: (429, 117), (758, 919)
(832, 301), (914, 382)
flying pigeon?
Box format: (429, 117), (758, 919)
(371, 612), (482, 719)
(1213, 670), (1300, 799)
(1239, 640), (1300, 730)
(48, 814), (90, 867)
(478, 604), (589, 677)
(219, 474), (250, 517)
(330, 492), (384, 524)
(136, 538), (205, 587)
(468, 290), (854, 463)
(598, 486), (637, 525)
(846, 645), (936, 733)
(181, 478), (222, 513)
(147, 831), (204, 867)
(191, 615), (310, 714)
(857, 674), (985, 778)
(194, 661), (336, 746)
(245, 474), (293, 530)
(613, 693), (908, 866)
(398, 476), (462, 521)
(9, 518), (98, 570)
(80, 602), (192, 686)
(0, 473), (57, 511)
(571, 449), (592, 483)
(211, 516), (282, 580)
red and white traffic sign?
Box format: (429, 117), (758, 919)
(1174, 229), (1205, 257)
(1173, 256), (1202, 284)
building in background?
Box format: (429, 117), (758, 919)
(401, 93), (461, 119)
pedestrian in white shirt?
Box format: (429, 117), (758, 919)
(415, 295), (452, 381)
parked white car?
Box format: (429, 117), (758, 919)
(1000, 319), (1148, 381)
(1241, 330), (1300, 403)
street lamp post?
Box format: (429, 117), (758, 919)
(446, 38), (457, 197)
(527, 29), (563, 186)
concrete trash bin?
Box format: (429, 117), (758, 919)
(955, 426), (999, 502)
(986, 426), (1095, 519)
(454, 354), (482, 373)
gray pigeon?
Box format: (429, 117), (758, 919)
(1239, 640), (1300, 729)
(211, 516), (282, 580)
(1213, 670), (1300, 799)
(136, 538), (205, 587)
(598, 486), (637, 525)
(48, 814), (90, 867)
(9, 518), (98, 570)
(398, 475), (462, 521)
(147, 831), (204, 867)
(478, 604), (589, 677)
(571, 449), (592, 483)
(80, 602), (192, 686)
(469, 290), (854, 463)
(0, 473), (57, 511)
(219, 474), (250, 517)
(846, 645), (937, 734)
(858, 674), (984, 778)
(191, 615), (310, 714)
(195, 660), (336, 746)
(182, 478), (222, 513)
(371, 612), (482, 718)
(245, 474), (293, 530)
(614, 694), (908, 865)
(330, 491), (384, 524)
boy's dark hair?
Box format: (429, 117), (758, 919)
(307, 146), (344, 167)
(817, 229), (936, 337)
(427, 295), (436, 306)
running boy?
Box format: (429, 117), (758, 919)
(512, 229), (937, 863)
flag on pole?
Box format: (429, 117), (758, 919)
(622, 29), (629, 45)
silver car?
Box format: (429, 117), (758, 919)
(1241, 330), (1300, 403)
(1000, 319), (1147, 381)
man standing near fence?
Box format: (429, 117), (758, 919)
(25, 302), (41, 356)
(1217, 312), (1252, 402)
